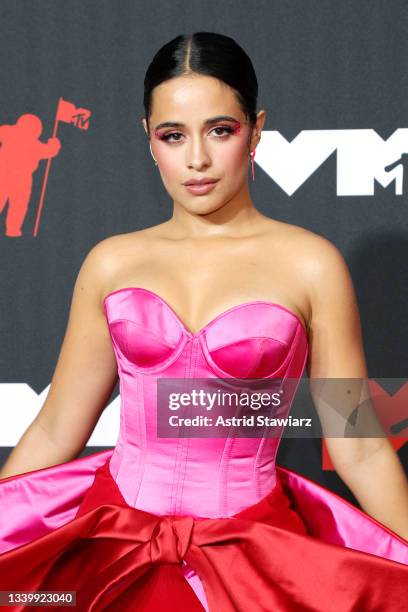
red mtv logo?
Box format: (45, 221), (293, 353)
(0, 97), (91, 237)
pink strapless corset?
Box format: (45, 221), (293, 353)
(103, 287), (308, 519)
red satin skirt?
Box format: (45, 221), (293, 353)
(0, 456), (408, 611)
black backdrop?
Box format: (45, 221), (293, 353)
(0, 0), (407, 507)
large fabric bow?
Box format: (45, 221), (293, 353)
(1, 495), (408, 612)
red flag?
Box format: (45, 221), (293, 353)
(56, 97), (91, 130)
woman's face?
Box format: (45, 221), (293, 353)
(142, 74), (263, 213)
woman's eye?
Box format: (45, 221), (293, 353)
(160, 126), (234, 143)
(161, 132), (183, 142)
(211, 126), (234, 137)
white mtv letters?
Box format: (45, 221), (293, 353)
(257, 130), (407, 196)
(0, 383), (119, 447)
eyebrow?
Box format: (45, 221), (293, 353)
(154, 115), (241, 130)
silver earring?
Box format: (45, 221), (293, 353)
(149, 142), (158, 165)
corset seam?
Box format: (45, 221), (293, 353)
(270, 327), (309, 466)
(254, 324), (303, 498)
(218, 389), (246, 516)
(132, 373), (147, 506)
(175, 338), (200, 515)
(169, 339), (192, 514)
(109, 365), (125, 482)
(114, 372), (127, 486)
(218, 432), (231, 516)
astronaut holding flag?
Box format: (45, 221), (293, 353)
(0, 98), (91, 237)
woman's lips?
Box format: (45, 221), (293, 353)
(183, 180), (219, 195)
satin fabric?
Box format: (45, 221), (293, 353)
(0, 286), (407, 611)
(0, 456), (408, 611)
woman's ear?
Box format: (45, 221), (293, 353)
(253, 109), (266, 147)
(142, 118), (149, 138)
(248, 109), (266, 152)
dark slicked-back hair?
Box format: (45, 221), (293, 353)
(143, 32), (258, 138)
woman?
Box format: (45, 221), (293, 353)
(0, 31), (407, 612)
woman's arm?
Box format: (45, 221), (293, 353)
(303, 236), (408, 540)
(0, 238), (119, 479)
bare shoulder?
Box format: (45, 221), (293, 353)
(271, 219), (349, 281)
(77, 227), (158, 302)
(276, 223), (360, 337)
(298, 229), (351, 291)
(85, 228), (150, 262)
(264, 220), (355, 327)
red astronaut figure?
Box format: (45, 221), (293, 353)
(0, 113), (61, 237)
